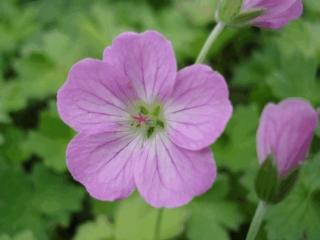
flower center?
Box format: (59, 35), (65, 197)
(129, 103), (165, 139)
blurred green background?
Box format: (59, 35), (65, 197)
(1, 0), (320, 239)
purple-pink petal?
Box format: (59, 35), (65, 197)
(134, 134), (216, 208)
(257, 99), (318, 176)
(57, 30), (232, 208)
(243, 0), (303, 29)
(57, 58), (138, 133)
(243, 0), (297, 13)
(67, 131), (141, 201)
(103, 31), (177, 103)
(165, 64), (232, 151)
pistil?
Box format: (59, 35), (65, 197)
(129, 103), (165, 138)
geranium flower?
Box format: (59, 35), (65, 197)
(257, 98), (318, 177)
(242, 0), (303, 29)
(57, 31), (232, 208)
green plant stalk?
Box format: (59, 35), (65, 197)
(245, 201), (268, 240)
(195, 21), (225, 64)
(154, 208), (164, 240)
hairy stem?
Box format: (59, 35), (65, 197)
(195, 22), (225, 64)
(154, 208), (164, 240)
(245, 201), (268, 240)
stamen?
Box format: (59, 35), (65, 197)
(156, 120), (165, 128)
(152, 105), (161, 117)
(140, 106), (149, 115)
(147, 127), (155, 138)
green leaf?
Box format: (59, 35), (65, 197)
(147, 6), (206, 61)
(0, 164), (43, 238)
(267, 53), (320, 104)
(316, 124), (320, 138)
(0, 126), (29, 164)
(0, 230), (36, 240)
(0, 79), (29, 123)
(23, 102), (74, 172)
(265, 154), (320, 240)
(187, 175), (244, 240)
(31, 165), (85, 227)
(90, 199), (118, 218)
(0, 163), (84, 239)
(15, 31), (82, 100)
(306, 0), (320, 14)
(213, 104), (259, 172)
(275, 20), (320, 59)
(0, 2), (39, 54)
(114, 195), (187, 240)
(173, 0), (218, 26)
(74, 216), (114, 240)
(232, 45), (272, 84)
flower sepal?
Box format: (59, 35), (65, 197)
(228, 8), (264, 27)
(216, 0), (243, 24)
(216, 0), (264, 27)
(254, 157), (300, 204)
(272, 167), (300, 204)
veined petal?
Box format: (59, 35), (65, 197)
(253, 0), (303, 29)
(165, 64), (232, 151)
(134, 134), (216, 208)
(257, 99), (318, 176)
(256, 103), (278, 164)
(57, 59), (138, 133)
(67, 131), (142, 201)
(243, 0), (297, 13)
(103, 31), (177, 103)
(243, 0), (302, 29)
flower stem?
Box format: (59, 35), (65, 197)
(195, 21), (225, 64)
(245, 201), (268, 240)
(154, 208), (164, 240)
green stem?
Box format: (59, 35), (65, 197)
(154, 208), (164, 240)
(195, 21), (225, 64)
(245, 201), (268, 240)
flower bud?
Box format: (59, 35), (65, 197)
(255, 99), (318, 203)
(216, 0), (303, 29)
(241, 0), (303, 29)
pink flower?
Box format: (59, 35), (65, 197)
(242, 0), (303, 29)
(57, 31), (232, 208)
(257, 99), (318, 177)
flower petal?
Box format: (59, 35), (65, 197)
(134, 134), (216, 208)
(243, 0), (302, 29)
(256, 103), (278, 163)
(243, 0), (297, 13)
(257, 99), (318, 176)
(164, 64), (232, 151)
(103, 31), (177, 103)
(253, 0), (303, 29)
(57, 58), (137, 133)
(67, 131), (142, 201)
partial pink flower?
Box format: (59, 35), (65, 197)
(242, 0), (303, 29)
(257, 99), (318, 177)
(57, 31), (232, 208)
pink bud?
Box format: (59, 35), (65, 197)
(257, 99), (318, 177)
(242, 0), (303, 29)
